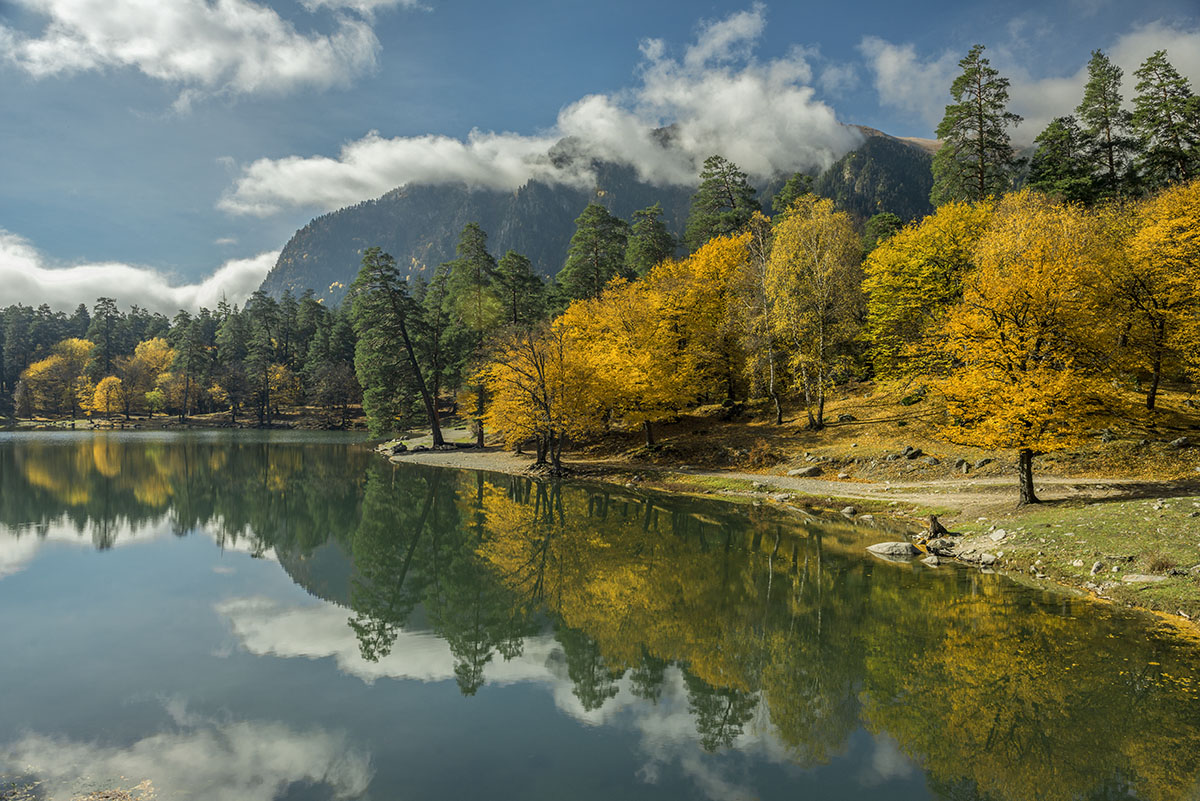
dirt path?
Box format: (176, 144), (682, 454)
(388, 447), (1196, 521)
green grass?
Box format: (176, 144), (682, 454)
(954, 496), (1200, 618)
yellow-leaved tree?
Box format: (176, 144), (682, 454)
(937, 191), (1108, 505)
(863, 199), (994, 376)
(1126, 179), (1200, 389)
(556, 277), (689, 447)
(20, 338), (95, 418)
(553, 234), (749, 447)
(91, 376), (126, 419)
(480, 324), (601, 468)
(117, 337), (175, 416)
(766, 196), (862, 429)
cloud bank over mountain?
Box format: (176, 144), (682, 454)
(218, 4), (863, 217)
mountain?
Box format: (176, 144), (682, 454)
(259, 128), (937, 305)
(813, 127), (936, 221)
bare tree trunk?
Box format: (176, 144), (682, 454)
(475, 384), (486, 447)
(768, 356), (782, 425)
(1018, 448), (1040, 506)
(1147, 339), (1163, 411)
(644, 419), (655, 448)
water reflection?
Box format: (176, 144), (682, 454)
(1, 702), (372, 801)
(3, 432), (1200, 801)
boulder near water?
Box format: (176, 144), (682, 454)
(867, 541), (920, 558)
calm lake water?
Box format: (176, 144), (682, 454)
(2, 431), (1200, 801)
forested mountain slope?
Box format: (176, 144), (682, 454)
(259, 128), (934, 304)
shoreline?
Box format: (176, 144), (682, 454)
(384, 444), (1200, 627)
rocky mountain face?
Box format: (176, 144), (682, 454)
(259, 128), (935, 305)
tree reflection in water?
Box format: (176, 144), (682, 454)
(5, 433), (1200, 801)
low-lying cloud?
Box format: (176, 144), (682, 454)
(861, 20), (1200, 144)
(0, 0), (414, 109)
(219, 3), (863, 217)
(0, 229), (276, 314)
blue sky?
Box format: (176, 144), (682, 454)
(1, 0), (1198, 312)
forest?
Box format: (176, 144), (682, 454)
(351, 45), (1200, 502)
(3, 45), (1199, 504)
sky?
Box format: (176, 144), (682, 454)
(1, 0), (1198, 313)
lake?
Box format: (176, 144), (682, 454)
(1, 431), (1199, 801)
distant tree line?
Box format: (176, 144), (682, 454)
(1, 290), (359, 426)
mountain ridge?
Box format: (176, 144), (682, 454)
(260, 125), (935, 305)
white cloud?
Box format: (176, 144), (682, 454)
(858, 36), (961, 130)
(0, 229), (276, 315)
(219, 4), (862, 216)
(0, 0), (388, 106)
(301, 0), (422, 17)
(1, 713), (372, 801)
(861, 20), (1200, 143)
(216, 596), (561, 685)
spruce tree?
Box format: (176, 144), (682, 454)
(685, 155), (760, 251)
(1132, 50), (1200, 188)
(558, 203), (630, 301)
(1076, 49), (1134, 196)
(624, 203), (676, 277)
(930, 44), (1022, 206)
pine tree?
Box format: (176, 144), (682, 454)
(558, 203), (630, 302)
(351, 247), (444, 443)
(1132, 50), (1200, 188)
(624, 203), (677, 277)
(771, 172), (813, 218)
(931, 44), (1022, 206)
(1076, 49), (1134, 196)
(86, 297), (122, 378)
(862, 212), (903, 255)
(1027, 116), (1095, 204)
(494, 250), (544, 325)
(685, 155), (760, 251)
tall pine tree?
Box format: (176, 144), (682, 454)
(685, 155), (760, 251)
(930, 44), (1022, 206)
(624, 203), (676, 277)
(558, 204), (630, 302)
(1076, 49), (1135, 196)
(1132, 50), (1200, 188)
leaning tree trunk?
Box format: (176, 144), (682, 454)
(1018, 448), (1040, 506)
(644, 420), (655, 448)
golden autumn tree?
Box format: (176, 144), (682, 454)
(20, 338), (95, 418)
(937, 191), (1108, 505)
(555, 234), (749, 447)
(555, 279), (685, 447)
(766, 196), (862, 429)
(644, 233), (748, 405)
(481, 323), (601, 467)
(863, 199), (994, 376)
(91, 376), (126, 419)
(1126, 179), (1200, 391)
(117, 337), (175, 416)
